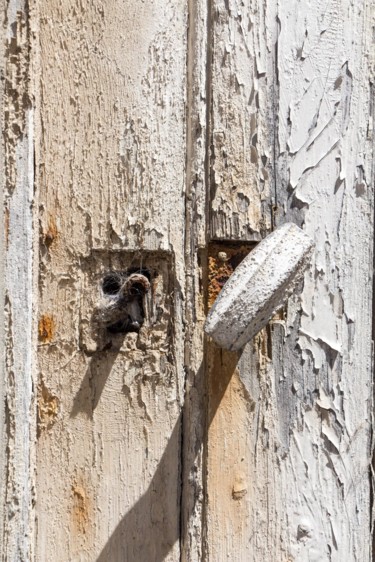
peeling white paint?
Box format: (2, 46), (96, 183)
(278, 1), (374, 559)
(205, 0), (374, 560)
(2, 0), (374, 560)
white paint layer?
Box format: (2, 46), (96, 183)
(275, 1), (374, 559)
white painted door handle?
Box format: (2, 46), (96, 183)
(204, 223), (314, 351)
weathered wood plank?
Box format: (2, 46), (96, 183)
(1, 1), (36, 560)
(205, 0), (374, 560)
(271, 0), (374, 558)
(205, 0), (277, 559)
(36, 1), (187, 560)
(2, 1), (374, 560)
(180, 0), (209, 559)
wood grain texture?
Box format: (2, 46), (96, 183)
(205, 1), (374, 561)
(205, 0), (277, 558)
(36, 1), (187, 560)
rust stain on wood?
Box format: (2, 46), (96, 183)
(71, 481), (91, 535)
(44, 215), (58, 246)
(37, 380), (59, 434)
(38, 314), (55, 342)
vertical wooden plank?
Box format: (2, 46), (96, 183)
(205, 1), (374, 561)
(181, 0), (209, 560)
(205, 0), (277, 559)
(272, 0), (374, 558)
(1, 1), (37, 560)
(182, 2), (267, 558)
(36, 1), (187, 560)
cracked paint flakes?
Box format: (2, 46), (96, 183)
(209, 0), (273, 240)
(4, 7), (31, 199)
(278, 0), (373, 559)
(279, 0), (361, 369)
(278, 1), (352, 191)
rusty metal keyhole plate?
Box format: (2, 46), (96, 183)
(79, 250), (173, 354)
(99, 269), (151, 335)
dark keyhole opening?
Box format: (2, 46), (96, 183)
(102, 273), (122, 296)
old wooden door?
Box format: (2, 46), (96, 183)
(2, 0), (374, 560)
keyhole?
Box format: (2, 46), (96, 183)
(102, 273), (122, 296)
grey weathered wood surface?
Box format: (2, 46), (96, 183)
(180, 0), (208, 559)
(1, 1), (36, 560)
(1, 0), (374, 560)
